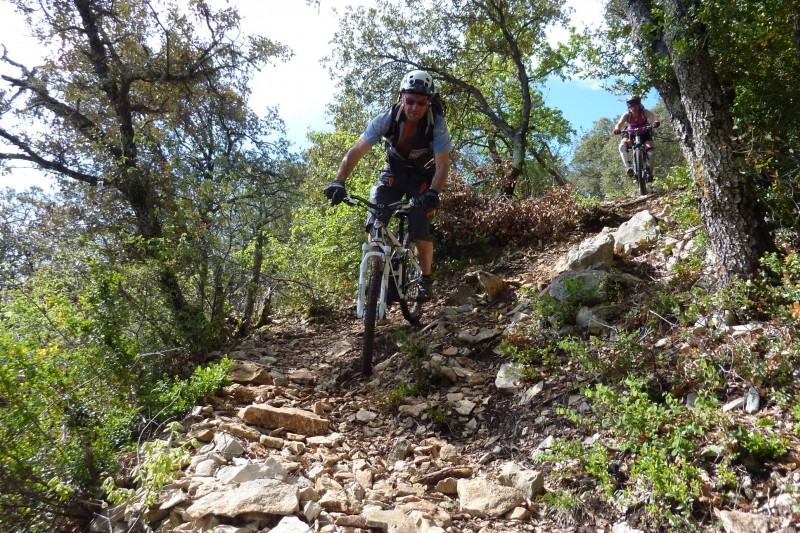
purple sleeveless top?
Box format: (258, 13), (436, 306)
(626, 111), (648, 132)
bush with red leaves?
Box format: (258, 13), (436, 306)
(434, 178), (582, 250)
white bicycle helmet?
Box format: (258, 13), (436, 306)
(400, 70), (435, 96)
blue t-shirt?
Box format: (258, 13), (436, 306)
(361, 108), (453, 154)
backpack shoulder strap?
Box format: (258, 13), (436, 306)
(424, 93), (445, 137)
(382, 102), (404, 143)
(383, 98), (441, 144)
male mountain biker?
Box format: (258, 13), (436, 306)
(323, 69), (452, 303)
(613, 96), (660, 181)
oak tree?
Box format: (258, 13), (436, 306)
(326, 0), (581, 197)
(601, 0), (781, 282)
(0, 0), (290, 352)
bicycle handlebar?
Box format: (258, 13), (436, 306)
(342, 194), (418, 215)
(614, 125), (653, 135)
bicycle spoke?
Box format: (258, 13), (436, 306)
(398, 239), (423, 326)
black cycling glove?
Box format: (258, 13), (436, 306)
(323, 179), (346, 206)
(419, 189), (440, 210)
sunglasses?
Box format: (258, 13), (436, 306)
(404, 96), (430, 107)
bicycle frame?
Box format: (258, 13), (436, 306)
(629, 126), (652, 195)
(340, 193), (425, 375)
(346, 195), (422, 320)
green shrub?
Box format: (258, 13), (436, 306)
(669, 253), (706, 291)
(426, 402), (451, 431)
(760, 251), (800, 321)
(537, 378), (727, 529)
(264, 129), (379, 312)
(728, 335), (800, 392)
(607, 330), (649, 377)
(146, 357), (234, 424)
(733, 427), (789, 461)
(536, 438), (615, 496)
(498, 324), (561, 380)
(540, 490), (586, 527)
(558, 335), (607, 375)
(528, 274), (607, 328)
(377, 331), (436, 412)
(379, 382), (414, 413)
(675, 355), (725, 393)
(660, 166), (703, 232)
(102, 422), (192, 508)
(0, 272), (235, 531)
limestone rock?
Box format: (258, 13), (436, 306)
(239, 404), (330, 436)
(456, 478), (525, 518)
(228, 360), (274, 385)
(185, 478), (299, 519)
(567, 232), (615, 272)
(612, 210), (659, 257)
(495, 362), (523, 395)
(719, 510), (769, 533)
(498, 462), (545, 499)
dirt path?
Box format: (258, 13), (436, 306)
(99, 193), (709, 532)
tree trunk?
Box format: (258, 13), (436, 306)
(255, 285), (274, 329)
(238, 230), (265, 336)
(619, 0), (774, 283)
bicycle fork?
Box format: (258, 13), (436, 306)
(356, 241), (391, 320)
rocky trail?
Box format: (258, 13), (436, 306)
(90, 194), (800, 533)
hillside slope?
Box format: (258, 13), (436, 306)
(93, 193), (800, 533)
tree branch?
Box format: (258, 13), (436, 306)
(0, 128), (99, 185)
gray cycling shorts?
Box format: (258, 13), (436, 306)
(366, 174), (434, 242)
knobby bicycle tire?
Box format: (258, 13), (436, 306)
(398, 238), (423, 326)
(634, 148), (647, 196)
(361, 255), (383, 376)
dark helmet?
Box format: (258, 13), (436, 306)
(626, 95), (642, 106)
(400, 70), (435, 96)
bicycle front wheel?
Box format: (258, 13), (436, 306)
(361, 255), (383, 376)
(633, 148), (647, 195)
(398, 240), (423, 326)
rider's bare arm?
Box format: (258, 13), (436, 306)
(430, 152), (450, 193)
(613, 113), (629, 133)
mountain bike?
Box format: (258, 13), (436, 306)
(628, 125), (653, 196)
(341, 194), (424, 376)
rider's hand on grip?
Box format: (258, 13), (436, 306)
(653, 121), (660, 128)
(613, 128), (620, 135)
(324, 179), (346, 206)
(420, 190), (440, 211)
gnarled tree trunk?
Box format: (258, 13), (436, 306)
(618, 0), (774, 283)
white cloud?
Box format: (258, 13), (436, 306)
(0, 0), (356, 191)
(572, 77), (607, 91)
(237, 1), (340, 129)
(0, 5), (46, 75)
(546, 0), (607, 46)
(232, 0), (376, 145)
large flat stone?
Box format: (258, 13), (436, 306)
(185, 478), (298, 519)
(239, 404), (330, 436)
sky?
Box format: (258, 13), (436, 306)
(0, 0), (653, 192)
